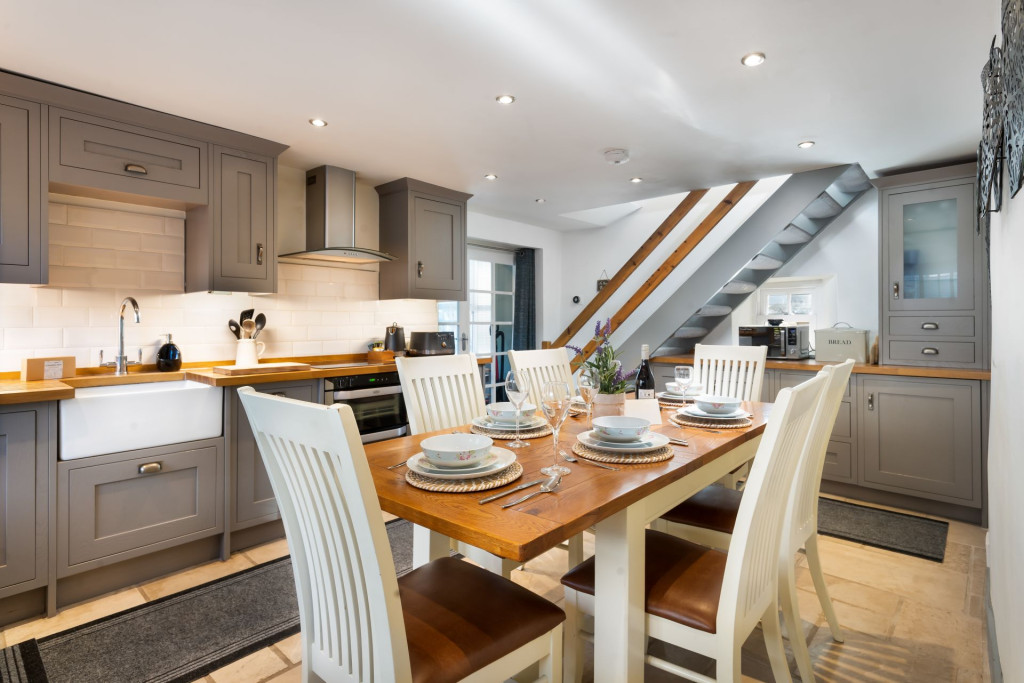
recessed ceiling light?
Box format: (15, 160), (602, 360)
(630, 177), (643, 184)
(741, 52), (766, 67)
(495, 94), (516, 105)
(535, 198), (546, 203)
(308, 118), (328, 127)
(797, 140), (816, 149)
(484, 173), (498, 180)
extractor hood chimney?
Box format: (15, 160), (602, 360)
(280, 165), (396, 264)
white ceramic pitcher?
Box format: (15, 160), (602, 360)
(235, 339), (266, 367)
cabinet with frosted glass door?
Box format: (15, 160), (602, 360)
(874, 163), (988, 369)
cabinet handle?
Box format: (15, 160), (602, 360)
(892, 281), (900, 299)
(257, 243), (264, 266)
(921, 322), (939, 330)
(417, 260), (424, 278)
(124, 163), (148, 175)
(138, 462), (162, 475)
(867, 393), (874, 411)
(921, 347), (939, 355)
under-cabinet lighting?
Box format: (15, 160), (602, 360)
(309, 118), (328, 127)
(741, 52), (766, 67)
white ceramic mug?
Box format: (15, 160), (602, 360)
(235, 339), (266, 367)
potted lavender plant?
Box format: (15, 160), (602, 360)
(566, 319), (637, 417)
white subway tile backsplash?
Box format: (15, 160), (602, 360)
(5, 327), (62, 349)
(49, 224), (92, 247)
(64, 246), (117, 269)
(0, 307), (34, 327)
(33, 288), (62, 307)
(140, 234), (184, 255)
(91, 227), (142, 251)
(48, 203), (68, 224)
(140, 271), (184, 291)
(164, 217), (185, 237)
(48, 266), (93, 288)
(68, 205), (167, 234)
(34, 307), (89, 327)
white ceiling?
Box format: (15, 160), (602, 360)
(0, 0), (998, 230)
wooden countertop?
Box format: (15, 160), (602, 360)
(0, 379), (76, 405)
(652, 355), (991, 381)
(184, 362), (398, 387)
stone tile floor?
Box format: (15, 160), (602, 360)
(0, 496), (991, 682)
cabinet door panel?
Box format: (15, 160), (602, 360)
(0, 95), (44, 284)
(861, 378), (979, 505)
(888, 316), (975, 337)
(412, 196), (463, 293)
(0, 411), (40, 590)
(821, 440), (854, 484)
(215, 148), (272, 286)
(888, 340), (975, 364)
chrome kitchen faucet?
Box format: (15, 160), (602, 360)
(100, 297), (142, 375)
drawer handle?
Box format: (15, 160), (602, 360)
(138, 462), (162, 475)
(257, 243), (264, 266)
(892, 281), (900, 300)
(921, 322), (939, 330)
(921, 347), (939, 355)
(867, 393), (874, 411)
(417, 260), (424, 278)
(124, 163), (149, 175)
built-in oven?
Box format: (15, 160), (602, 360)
(321, 368), (408, 444)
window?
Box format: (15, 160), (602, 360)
(756, 275), (836, 347)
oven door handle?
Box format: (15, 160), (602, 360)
(331, 385), (403, 400)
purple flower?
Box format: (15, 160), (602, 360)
(565, 344), (584, 357)
(594, 319), (602, 336)
(603, 318), (612, 336)
(594, 344), (605, 357)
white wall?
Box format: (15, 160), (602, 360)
(986, 174), (1023, 680)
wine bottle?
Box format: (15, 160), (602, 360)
(635, 344), (655, 399)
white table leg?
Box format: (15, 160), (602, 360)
(594, 503), (646, 683)
(412, 523), (449, 568)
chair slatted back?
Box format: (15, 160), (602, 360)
(396, 354), (487, 435)
(237, 387), (412, 683)
(692, 344), (768, 401)
(508, 348), (575, 408)
(789, 359), (856, 548)
(719, 373), (826, 635)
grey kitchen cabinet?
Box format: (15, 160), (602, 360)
(186, 146), (276, 293)
(859, 376), (982, 508)
(229, 379), (318, 530)
(0, 94), (47, 284)
(873, 164), (988, 369)
(0, 403), (51, 599)
(56, 438), (224, 577)
(48, 108), (207, 206)
(376, 178), (472, 300)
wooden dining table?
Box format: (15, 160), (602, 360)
(365, 402), (771, 682)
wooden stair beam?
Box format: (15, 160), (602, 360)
(573, 180), (758, 363)
(551, 189), (709, 349)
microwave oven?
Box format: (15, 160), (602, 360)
(738, 325), (811, 359)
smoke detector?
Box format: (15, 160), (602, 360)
(604, 148), (630, 165)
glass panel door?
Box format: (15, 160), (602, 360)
(887, 183), (975, 311)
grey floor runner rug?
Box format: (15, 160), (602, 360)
(0, 518), (414, 683)
(817, 497), (949, 562)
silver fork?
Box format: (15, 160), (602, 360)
(501, 474), (562, 508)
(560, 449), (619, 471)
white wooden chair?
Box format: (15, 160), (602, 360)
(508, 348), (575, 409)
(693, 343), (768, 401)
(236, 387), (564, 683)
(396, 353), (521, 577)
(658, 359), (855, 681)
(560, 373), (826, 682)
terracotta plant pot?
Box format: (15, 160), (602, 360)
(592, 392), (626, 418)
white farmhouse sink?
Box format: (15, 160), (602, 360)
(59, 380), (223, 460)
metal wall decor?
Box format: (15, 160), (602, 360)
(979, 36), (1003, 235)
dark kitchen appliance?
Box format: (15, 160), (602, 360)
(738, 324), (811, 359)
(407, 331), (455, 356)
(384, 322), (406, 353)
(322, 370), (408, 443)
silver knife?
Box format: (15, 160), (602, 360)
(478, 478), (547, 504)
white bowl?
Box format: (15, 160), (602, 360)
(420, 433), (494, 468)
(694, 395), (742, 415)
(486, 401), (537, 423)
(592, 415), (651, 442)
(665, 382), (705, 397)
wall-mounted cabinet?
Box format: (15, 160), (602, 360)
(0, 94), (47, 284)
(376, 177), (472, 300)
(874, 164), (988, 369)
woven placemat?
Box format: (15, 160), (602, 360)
(568, 403), (588, 416)
(471, 423), (552, 439)
(658, 397), (693, 410)
(668, 412), (752, 429)
(405, 461), (524, 493)
(571, 441), (674, 464)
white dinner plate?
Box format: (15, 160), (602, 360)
(471, 415), (547, 431)
(678, 406), (748, 420)
(656, 391), (693, 401)
(407, 448), (516, 480)
(577, 430), (670, 453)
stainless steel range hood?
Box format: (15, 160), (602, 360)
(280, 165), (396, 264)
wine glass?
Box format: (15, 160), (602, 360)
(577, 371), (597, 430)
(673, 366), (693, 395)
(504, 370), (531, 449)
(540, 381), (572, 476)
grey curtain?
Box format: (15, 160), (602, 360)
(513, 248), (536, 350)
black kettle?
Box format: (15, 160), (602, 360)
(384, 322), (406, 353)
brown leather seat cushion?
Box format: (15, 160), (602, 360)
(400, 556), (565, 683)
(660, 483), (742, 534)
(561, 530), (727, 633)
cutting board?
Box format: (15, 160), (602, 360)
(211, 362), (311, 375)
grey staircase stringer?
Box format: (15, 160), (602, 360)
(616, 164), (871, 368)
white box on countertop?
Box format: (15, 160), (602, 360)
(815, 326), (868, 363)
